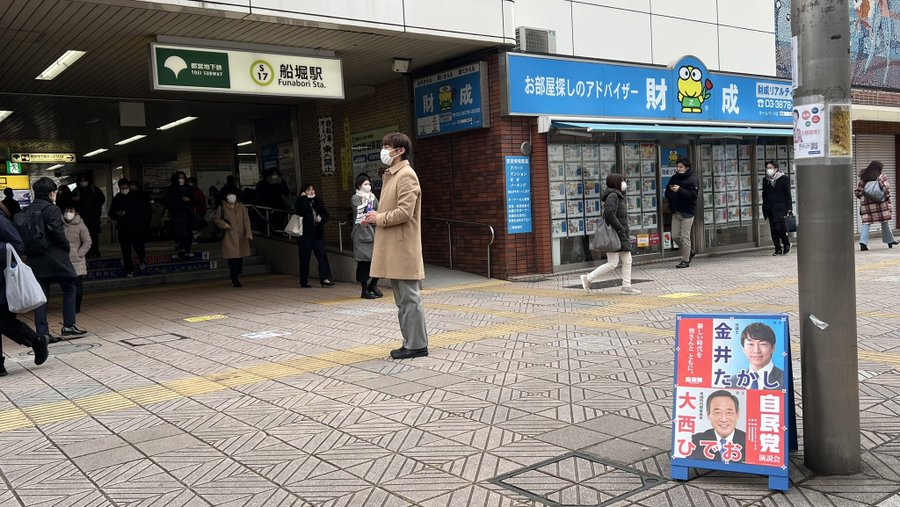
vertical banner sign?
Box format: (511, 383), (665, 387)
(505, 156), (532, 234)
(670, 314), (794, 491)
(414, 62), (490, 137)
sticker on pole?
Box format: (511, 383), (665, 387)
(792, 103), (825, 159)
(670, 314), (795, 491)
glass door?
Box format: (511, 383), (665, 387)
(699, 140), (756, 249)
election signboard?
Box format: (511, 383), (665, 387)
(670, 314), (796, 491)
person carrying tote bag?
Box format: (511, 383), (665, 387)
(581, 174), (642, 295)
(0, 202), (49, 376)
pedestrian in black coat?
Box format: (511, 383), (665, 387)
(165, 171), (194, 258)
(665, 157), (700, 268)
(762, 161), (793, 255)
(23, 177), (87, 342)
(294, 184), (334, 288)
(73, 174), (105, 258)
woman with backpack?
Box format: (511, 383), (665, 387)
(855, 160), (898, 251)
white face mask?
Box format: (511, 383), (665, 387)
(178, 179), (186, 186)
(64, 212), (75, 221)
(306, 193), (315, 199)
(226, 194), (237, 204)
(621, 182), (627, 192)
(380, 148), (396, 166)
(79, 181), (89, 188)
(766, 168), (776, 177)
(360, 183), (371, 194)
(120, 188), (130, 195)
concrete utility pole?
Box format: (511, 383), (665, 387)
(792, 0), (861, 474)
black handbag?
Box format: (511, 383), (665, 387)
(784, 213), (797, 233)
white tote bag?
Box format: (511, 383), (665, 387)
(284, 214), (304, 237)
(5, 243), (47, 313)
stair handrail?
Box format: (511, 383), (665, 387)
(423, 217), (495, 279)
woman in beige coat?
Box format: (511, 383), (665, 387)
(214, 192), (253, 287)
(63, 208), (92, 314)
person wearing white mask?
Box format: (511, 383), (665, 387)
(581, 173), (642, 295)
(363, 132), (429, 359)
(63, 207), (92, 313)
(351, 173), (381, 299)
(165, 171), (195, 259)
(214, 192), (253, 287)
(294, 184), (334, 288)
(762, 161), (793, 255)
(109, 178), (148, 276)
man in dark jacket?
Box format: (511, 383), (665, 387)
(73, 174), (106, 258)
(0, 202), (49, 375)
(109, 178), (148, 276)
(255, 168), (290, 230)
(2, 188), (21, 219)
(762, 161), (793, 255)
(24, 177), (87, 342)
(665, 157), (700, 268)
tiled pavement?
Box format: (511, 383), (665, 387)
(1, 250), (900, 506)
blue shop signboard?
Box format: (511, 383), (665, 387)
(414, 62), (490, 138)
(505, 156), (532, 234)
(503, 53), (793, 126)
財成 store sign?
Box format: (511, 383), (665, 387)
(503, 54), (793, 126)
(414, 62), (489, 137)
(151, 43), (344, 99)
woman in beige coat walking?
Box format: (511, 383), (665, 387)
(214, 191), (253, 287)
(63, 207), (92, 314)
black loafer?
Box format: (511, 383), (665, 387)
(369, 286), (384, 298)
(773, 251), (782, 256)
(675, 261), (691, 269)
(390, 347), (428, 360)
(61, 325), (87, 337)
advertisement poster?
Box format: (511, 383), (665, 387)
(671, 314), (792, 490)
(505, 156), (532, 234)
(351, 125), (398, 194)
(793, 103), (825, 159)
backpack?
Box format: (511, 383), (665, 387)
(863, 180), (886, 203)
(13, 205), (50, 257)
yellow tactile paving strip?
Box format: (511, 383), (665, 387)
(3, 259), (900, 435)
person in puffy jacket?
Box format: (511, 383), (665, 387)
(581, 173), (642, 295)
(855, 160), (898, 251)
(665, 157), (699, 268)
(63, 207), (92, 313)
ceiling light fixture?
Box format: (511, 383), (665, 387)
(83, 148), (108, 157)
(0, 110), (12, 123)
(392, 57), (411, 73)
(238, 152), (256, 156)
(46, 164), (64, 171)
(35, 50), (87, 81)
(157, 116), (197, 130)
(115, 134), (147, 146)
(236, 140), (253, 147)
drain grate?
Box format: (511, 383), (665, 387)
(120, 334), (190, 347)
(490, 452), (664, 507)
(565, 278), (652, 290)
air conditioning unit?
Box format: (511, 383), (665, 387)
(515, 26), (556, 54)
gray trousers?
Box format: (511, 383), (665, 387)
(671, 212), (695, 262)
(391, 279), (428, 350)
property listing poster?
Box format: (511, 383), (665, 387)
(671, 315), (790, 472)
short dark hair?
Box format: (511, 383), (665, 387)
(302, 182), (315, 193)
(605, 173), (624, 191)
(766, 160), (779, 169)
(382, 132), (412, 160)
(677, 157), (691, 168)
(706, 390), (740, 414)
(117, 178), (130, 187)
(3, 187), (13, 197)
(33, 177), (58, 196)
(355, 173), (371, 190)
(741, 322), (776, 347)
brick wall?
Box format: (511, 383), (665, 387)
(416, 54), (552, 279)
(852, 89), (900, 108)
(297, 78), (412, 246)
